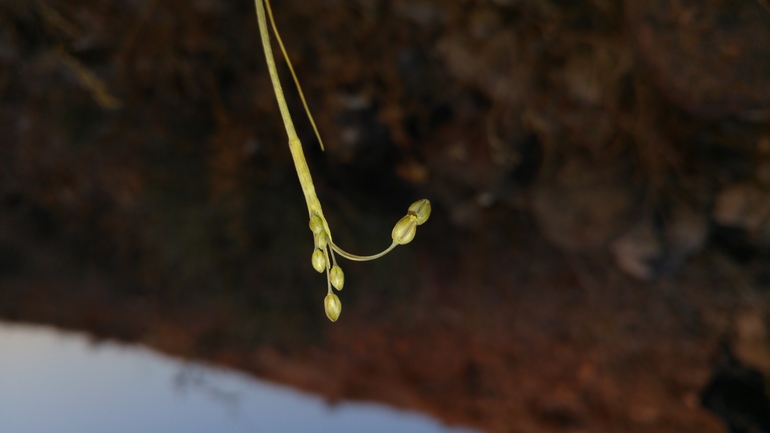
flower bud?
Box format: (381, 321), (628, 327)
(309, 215), (324, 235)
(330, 265), (344, 290)
(315, 231), (329, 249)
(392, 215), (418, 245)
(311, 249), (326, 273)
(408, 199), (431, 225)
(324, 294), (342, 322)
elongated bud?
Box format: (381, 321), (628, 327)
(311, 249), (326, 273)
(315, 231), (329, 249)
(324, 293), (342, 322)
(392, 215), (418, 245)
(408, 199), (431, 225)
(309, 215), (324, 235)
(330, 265), (344, 290)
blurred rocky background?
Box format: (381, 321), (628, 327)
(2, 0), (770, 431)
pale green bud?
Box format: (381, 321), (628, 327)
(311, 249), (326, 273)
(408, 199), (431, 225)
(392, 215), (418, 245)
(324, 294), (342, 322)
(309, 215), (324, 235)
(315, 231), (329, 249)
(330, 265), (344, 290)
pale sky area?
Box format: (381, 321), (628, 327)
(0, 322), (480, 433)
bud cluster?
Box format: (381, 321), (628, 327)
(306, 199), (431, 321)
(392, 199), (431, 245)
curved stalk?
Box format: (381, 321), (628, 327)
(330, 241), (398, 262)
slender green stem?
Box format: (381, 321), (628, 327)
(330, 240), (398, 262)
(254, 0), (295, 141)
(264, 0), (326, 151)
(323, 247), (332, 295)
(254, 0), (322, 217)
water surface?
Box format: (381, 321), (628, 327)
(0, 322), (479, 433)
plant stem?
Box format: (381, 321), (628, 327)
(253, 0), (323, 218)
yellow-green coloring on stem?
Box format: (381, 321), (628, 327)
(253, 0), (431, 321)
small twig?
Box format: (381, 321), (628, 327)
(56, 47), (122, 109)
